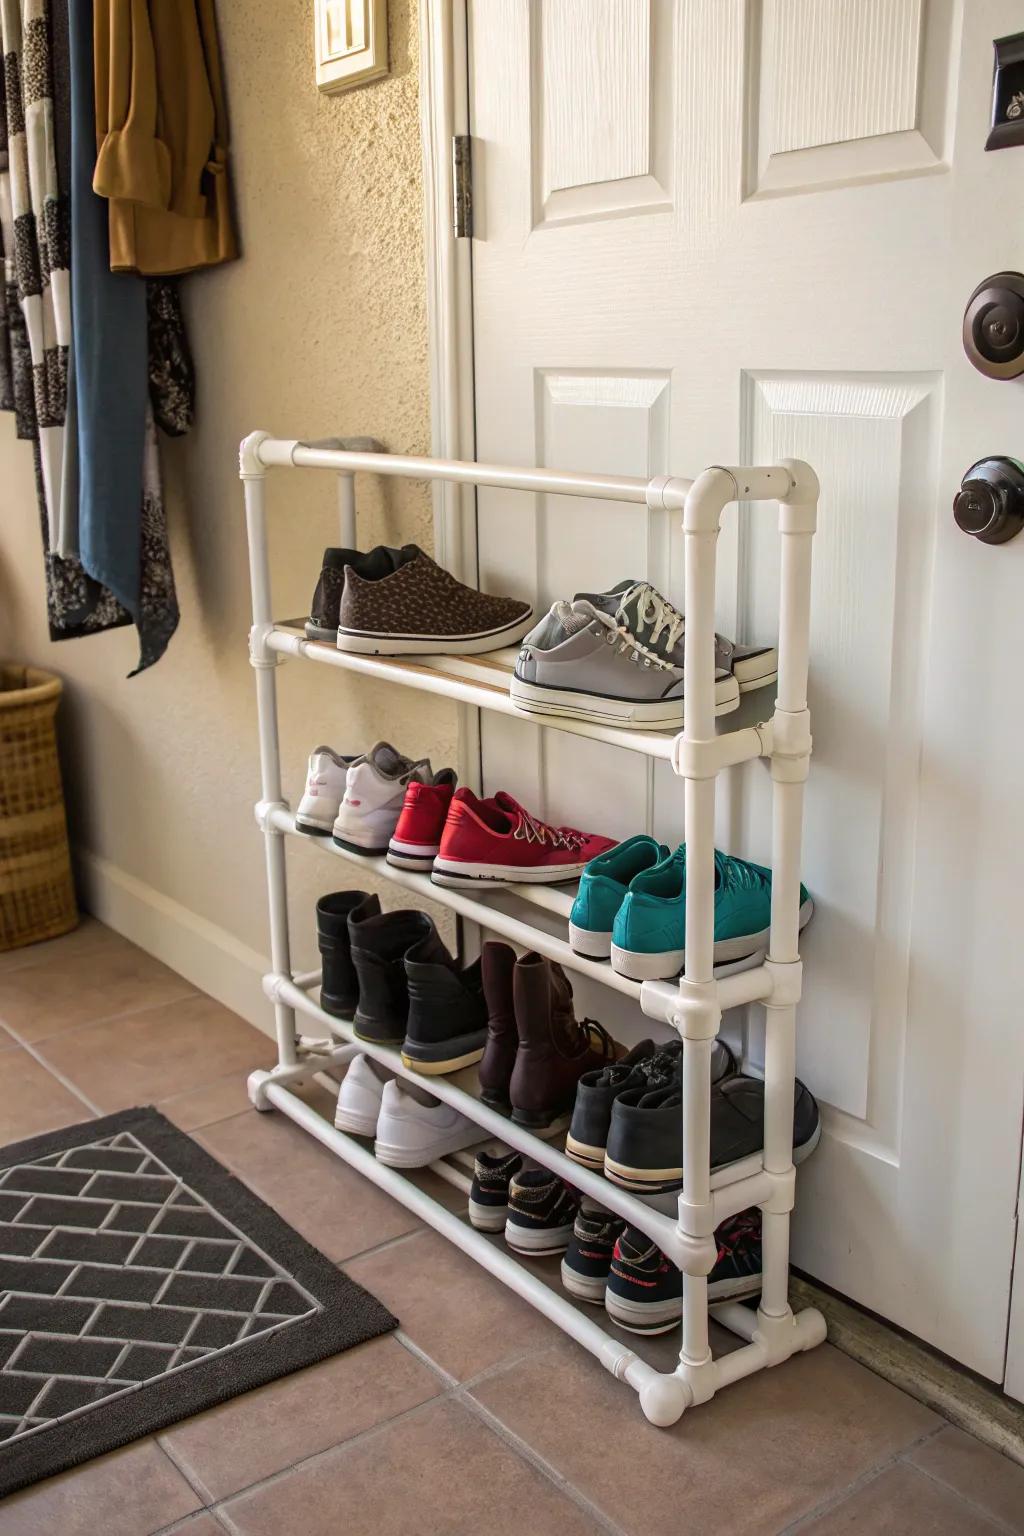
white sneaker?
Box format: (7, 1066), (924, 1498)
(332, 742), (431, 855)
(296, 746), (355, 835)
(334, 1054), (394, 1136)
(373, 1079), (482, 1167)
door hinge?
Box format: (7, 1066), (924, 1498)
(453, 134), (473, 239)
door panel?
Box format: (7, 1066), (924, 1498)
(469, 0), (1024, 1379)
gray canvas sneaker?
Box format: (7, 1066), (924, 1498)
(509, 599), (739, 729)
(575, 579), (778, 693)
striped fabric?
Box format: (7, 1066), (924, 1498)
(0, 0), (70, 548)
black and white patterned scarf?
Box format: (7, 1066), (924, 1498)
(0, 0), (180, 673)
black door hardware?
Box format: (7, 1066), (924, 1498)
(953, 458), (1024, 545)
(962, 272), (1024, 379)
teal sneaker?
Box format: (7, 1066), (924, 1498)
(610, 846), (813, 980)
(568, 835), (669, 959)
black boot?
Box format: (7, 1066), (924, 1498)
(402, 933), (489, 1074)
(349, 907), (444, 1043)
(317, 891), (379, 1017)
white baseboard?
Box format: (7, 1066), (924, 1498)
(75, 849), (275, 1041)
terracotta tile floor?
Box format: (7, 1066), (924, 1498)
(2, 921), (1023, 1536)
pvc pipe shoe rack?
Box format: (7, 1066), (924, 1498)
(239, 430), (825, 1427)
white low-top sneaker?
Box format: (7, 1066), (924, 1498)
(296, 746), (356, 835)
(334, 1054), (394, 1136)
(332, 742), (432, 856)
(373, 1079), (482, 1167)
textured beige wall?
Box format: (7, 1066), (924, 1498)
(0, 0), (456, 1019)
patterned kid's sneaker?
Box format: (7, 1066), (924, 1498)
(568, 835), (669, 958)
(432, 788), (616, 888)
(387, 768), (458, 871)
(604, 1208), (764, 1334)
(610, 845), (813, 981)
(560, 1201), (625, 1304)
(336, 543), (533, 656)
(504, 1169), (580, 1257)
(468, 1148), (523, 1232)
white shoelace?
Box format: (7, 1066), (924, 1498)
(617, 582), (685, 654)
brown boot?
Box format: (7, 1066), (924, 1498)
(478, 942), (518, 1109)
(509, 952), (619, 1128)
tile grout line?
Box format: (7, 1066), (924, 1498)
(393, 1331), (630, 1536)
(5, 987), (200, 1051)
(155, 1433), (218, 1509)
(904, 1454), (1021, 1536)
(340, 1227), (424, 1267)
(11, 1036), (105, 1118)
(776, 1423), (949, 1535)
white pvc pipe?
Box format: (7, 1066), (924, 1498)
(269, 806), (650, 1002)
(243, 471), (298, 1069)
(259, 1075), (663, 1389)
(338, 472), (356, 548)
(274, 973), (684, 1255)
(258, 436), (680, 506)
(266, 630), (676, 762)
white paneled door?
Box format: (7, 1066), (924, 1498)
(468, 0), (1024, 1383)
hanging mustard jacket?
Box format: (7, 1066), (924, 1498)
(93, 0), (238, 275)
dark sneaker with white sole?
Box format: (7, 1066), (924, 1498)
(401, 932), (488, 1074)
(605, 1227), (682, 1334)
(604, 1073), (821, 1193)
(468, 1149), (523, 1232)
(604, 1208), (763, 1334)
(505, 1169), (579, 1256)
(560, 1201), (625, 1304)
(565, 1037), (735, 1170)
(336, 543), (533, 657)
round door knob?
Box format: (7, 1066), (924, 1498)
(953, 457), (1024, 544)
(963, 272), (1024, 379)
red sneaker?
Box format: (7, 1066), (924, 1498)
(387, 769), (458, 870)
(432, 789), (616, 887)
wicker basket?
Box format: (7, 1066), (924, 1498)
(0, 664), (78, 952)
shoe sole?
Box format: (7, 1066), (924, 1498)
(387, 837), (440, 872)
(353, 1024), (406, 1046)
(333, 1109), (379, 1137)
(560, 1262), (607, 1304)
(564, 1133), (606, 1171)
(401, 1044), (486, 1075)
(337, 612), (535, 657)
(604, 1271), (764, 1333)
(467, 1199), (507, 1232)
(509, 675), (740, 727)
(567, 923), (612, 959)
(333, 833), (392, 858)
(296, 816), (335, 836)
(609, 898), (814, 981)
(605, 1292), (682, 1333)
(504, 1220), (575, 1256)
(374, 1124), (484, 1168)
(432, 858), (590, 887)
(603, 1116), (823, 1194)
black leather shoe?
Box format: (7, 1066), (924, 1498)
(348, 907), (446, 1043)
(604, 1073), (820, 1193)
(402, 932), (489, 1074)
(477, 941), (518, 1109)
(316, 891), (378, 1017)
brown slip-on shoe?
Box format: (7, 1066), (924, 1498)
(336, 543), (533, 656)
(509, 951), (621, 1129)
(478, 941), (518, 1110)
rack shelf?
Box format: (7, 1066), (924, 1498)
(240, 432), (825, 1428)
(268, 622), (681, 760)
(270, 807), (767, 1004)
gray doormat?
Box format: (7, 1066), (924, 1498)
(0, 1106), (397, 1498)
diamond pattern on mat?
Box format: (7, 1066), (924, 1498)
(0, 1132), (319, 1446)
